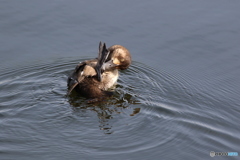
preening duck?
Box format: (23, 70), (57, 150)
(67, 42), (131, 98)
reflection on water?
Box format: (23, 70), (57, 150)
(68, 87), (141, 134)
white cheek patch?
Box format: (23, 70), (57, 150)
(113, 58), (120, 65)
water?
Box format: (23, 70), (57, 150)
(0, 0), (240, 159)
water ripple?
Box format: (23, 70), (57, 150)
(0, 58), (239, 159)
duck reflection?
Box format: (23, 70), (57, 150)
(67, 89), (140, 134)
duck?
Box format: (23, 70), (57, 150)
(67, 42), (131, 98)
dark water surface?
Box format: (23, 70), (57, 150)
(1, 1), (240, 159)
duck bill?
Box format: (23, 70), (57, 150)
(102, 60), (118, 71)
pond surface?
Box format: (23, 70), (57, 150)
(0, 0), (240, 159)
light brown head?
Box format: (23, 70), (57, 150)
(106, 45), (132, 70)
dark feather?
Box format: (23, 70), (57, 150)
(67, 61), (87, 95)
(95, 42), (110, 82)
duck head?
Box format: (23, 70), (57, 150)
(103, 45), (132, 71)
